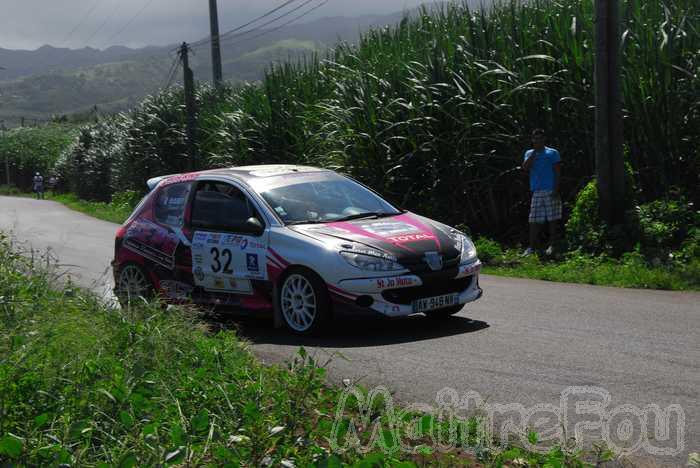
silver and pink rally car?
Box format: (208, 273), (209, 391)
(112, 165), (483, 334)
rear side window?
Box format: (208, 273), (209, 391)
(154, 182), (192, 227)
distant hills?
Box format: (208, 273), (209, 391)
(0, 10), (411, 126)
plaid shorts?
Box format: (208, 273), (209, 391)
(529, 191), (562, 223)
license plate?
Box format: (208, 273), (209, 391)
(412, 293), (459, 313)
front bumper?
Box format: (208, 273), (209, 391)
(333, 260), (483, 317)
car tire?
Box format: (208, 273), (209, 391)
(424, 305), (462, 320)
(278, 268), (330, 335)
(115, 263), (154, 307)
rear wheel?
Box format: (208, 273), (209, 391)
(115, 263), (153, 307)
(424, 305), (462, 320)
(278, 270), (329, 335)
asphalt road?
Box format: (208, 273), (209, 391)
(2, 195), (698, 464)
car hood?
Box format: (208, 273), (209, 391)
(289, 212), (460, 271)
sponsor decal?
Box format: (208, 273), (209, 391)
(161, 172), (198, 187)
(213, 278), (225, 289)
(375, 276), (416, 290)
(246, 253), (259, 272)
(359, 221), (421, 237)
(123, 219), (179, 270)
(387, 233), (436, 244)
(240, 238), (249, 250)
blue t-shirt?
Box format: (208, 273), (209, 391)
(523, 147), (561, 191)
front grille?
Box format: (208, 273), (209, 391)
(401, 254), (460, 274)
(381, 275), (473, 305)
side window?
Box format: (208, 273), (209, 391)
(154, 182), (192, 227)
(191, 181), (263, 233)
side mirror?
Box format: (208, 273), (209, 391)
(244, 217), (264, 236)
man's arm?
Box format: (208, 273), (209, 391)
(522, 151), (535, 172)
(552, 162), (561, 194)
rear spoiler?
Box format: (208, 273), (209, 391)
(146, 174), (179, 192)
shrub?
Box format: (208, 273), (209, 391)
(637, 195), (699, 259)
(565, 179), (603, 253)
(474, 237), (504, 264)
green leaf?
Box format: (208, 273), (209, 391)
(527, 430), (539, 445)
(118, 452), (137, 468)
(34, 413), (50, 428)
(0, 435), (23, 459)
(170, 425), (185, 446)
(192, 409), (210, 433)
(317, 455), (342, 468)
(120, 410), (135, 428)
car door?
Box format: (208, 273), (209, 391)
(186, 179), (271, 307)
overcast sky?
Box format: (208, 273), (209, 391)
(0, 0), (430, 50)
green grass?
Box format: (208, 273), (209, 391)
(0, 234), (600, 466)
(476, 239), (700, 291)
(48, 193), (132, 225)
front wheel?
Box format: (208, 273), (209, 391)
(424, 305), (462, 320)
(278, 270), (330, 335)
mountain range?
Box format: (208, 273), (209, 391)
(0, 10), (414, 127)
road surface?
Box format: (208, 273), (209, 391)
(1, 195), (698, 464)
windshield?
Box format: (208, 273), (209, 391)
(259, 177), (400, 224)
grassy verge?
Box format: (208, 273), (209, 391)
(0, 186), (132, 225)
(0, 234), (601, 466)
(47, 193), (132, 225)
(476, 239), (700, 291)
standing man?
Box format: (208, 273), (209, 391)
(522, 129), (561, 256)
(33, 172), (45, 200)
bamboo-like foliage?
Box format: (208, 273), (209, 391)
(61, 0), (699, 238)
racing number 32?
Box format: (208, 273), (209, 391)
(210, 247), (234, 274)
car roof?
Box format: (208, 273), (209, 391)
(147, 165), (334, 191)
(206, 165), (332, 181)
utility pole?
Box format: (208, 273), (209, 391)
(595, 0), (625, 225)
(209, 0), (223, 87)
(180, 42), (198, 171)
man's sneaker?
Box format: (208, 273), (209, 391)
(521, 247), (535, 257)
(545, 245), (555, 256)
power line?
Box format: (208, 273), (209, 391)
(191, 0), (300, 48)
(162, 54), (181, 90)
(230, 0), (329, 46)
(103, 0), (158, 47)
(60, 0), (101, 46)
(83, 0), (121, 47)
(219, 0), (317, 44)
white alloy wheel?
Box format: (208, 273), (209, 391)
(281, 273), (318, 333)
(117, 264), (151, 304)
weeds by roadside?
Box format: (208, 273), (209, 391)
(475, 238), (700, 291)
(0, 234), (601, 466)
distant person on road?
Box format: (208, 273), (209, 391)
(48, 175), (58, 194)
(33, 172), (45, 199)
(521, 129), (561, 256)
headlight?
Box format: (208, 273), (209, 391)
(339, 251), (405, 272)
(450, 231), (477, 263)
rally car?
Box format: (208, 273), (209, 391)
(112, 165), (482, 334)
